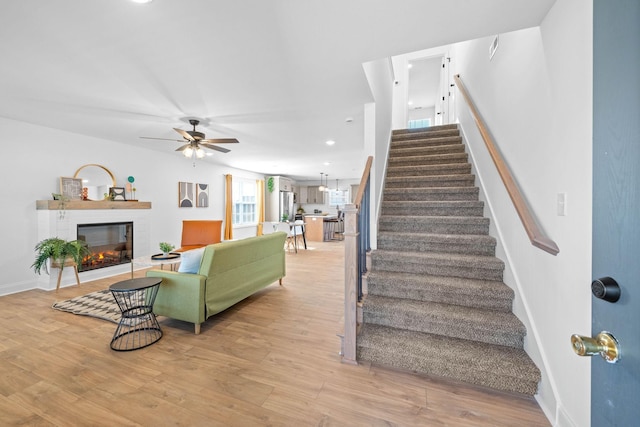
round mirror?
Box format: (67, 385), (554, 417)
(73, 164), (116, 200)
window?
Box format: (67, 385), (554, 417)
(328, 188), (350, 207)
(408, 118), (431, 129)
(232, 179), (257, 225)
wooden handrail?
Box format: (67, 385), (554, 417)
(454, 74), (559, 255)
(354, 156), (373, 209)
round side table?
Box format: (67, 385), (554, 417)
(109, 277), (163, 351)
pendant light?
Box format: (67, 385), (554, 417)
(324, 174), (330, 192)
(318, 172), (325, 192)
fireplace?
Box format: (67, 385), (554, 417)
(77, 222), (133, 272)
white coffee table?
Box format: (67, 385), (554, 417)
(130, 253), (181, 278)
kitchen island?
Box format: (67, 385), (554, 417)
(304, 215), (338, 242)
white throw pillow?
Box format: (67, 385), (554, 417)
(177, 247), (205, 274)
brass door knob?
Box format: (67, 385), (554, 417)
(571, 331), (620, 363)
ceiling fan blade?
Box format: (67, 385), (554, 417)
(200, 138), (239, 144)
(175, 144), (191, 152)
(140, 136), (184, 142)
(173, 128), (195, 141)
(201, 143), (231, 153)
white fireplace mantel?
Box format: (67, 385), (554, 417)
(36, 200), (152, 290)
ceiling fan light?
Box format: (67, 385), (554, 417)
(196, 147), (206, 158)
(183, 146), (194, 157)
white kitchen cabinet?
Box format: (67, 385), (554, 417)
(306, 186), (325, 204)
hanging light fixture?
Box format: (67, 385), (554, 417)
(318, 172), (325, 192)
(324, 174), (330, 192)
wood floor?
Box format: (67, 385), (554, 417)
(0, 241), (550, 426)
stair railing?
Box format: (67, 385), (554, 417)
(454, 74), (559, 255)
(342, 155), (373, 364)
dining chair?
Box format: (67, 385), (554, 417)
(275, 222), (296, 252)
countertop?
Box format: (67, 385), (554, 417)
(303, 214), (337, 220)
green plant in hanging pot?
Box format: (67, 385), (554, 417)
(32, 238), (89, 275)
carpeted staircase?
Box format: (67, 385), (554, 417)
(357, 124), (541, 396)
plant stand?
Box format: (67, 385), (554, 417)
(51, 259), (80, 291)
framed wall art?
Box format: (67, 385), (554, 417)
(59, 177), (83, 200)
(196, 183), (209, 207)
(109, 187), (126, 201)
(178, 181), (194, 207)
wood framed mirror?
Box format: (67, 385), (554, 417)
(73, 164), (116, 201)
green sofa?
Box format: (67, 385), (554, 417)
(146, 232), (287, 334)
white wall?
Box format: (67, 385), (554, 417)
(452, 0), (592, 426)
(363, 57), (395, 249)
(0, 117), (264, 295)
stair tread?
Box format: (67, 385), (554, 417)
(389, 153), (467, 162)
(366, 270), (512, 294)
(379, 215), (489, 224)
(366, 270), (513, 311)
(357, 324), (540, 395)
(389, 144), (465, 157)
(371, 249), (504, 269)
(384, 187), (479, 196)
(374, 248), (503, 264)
(377, 231), (495, 243)
(391, 136), (463, 148)
(387, 162), (470, 171)
(386, 175), (475, 186)
(364, 294), (525, 334)
(381, 200), (483, 207)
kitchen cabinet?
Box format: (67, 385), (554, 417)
(306, 186), (325, 204)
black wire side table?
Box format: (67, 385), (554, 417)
(109, 277), (163, 351)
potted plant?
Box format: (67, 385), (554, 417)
(159, 242), (175, 256)
(32, 237), (89, 275)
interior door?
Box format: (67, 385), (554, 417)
(437, 56), (450, 125)
(591, 0), (640, 425)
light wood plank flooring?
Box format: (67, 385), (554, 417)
(0, 241), (550, 426)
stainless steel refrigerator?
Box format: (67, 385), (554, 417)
(279, 191), (294, 221)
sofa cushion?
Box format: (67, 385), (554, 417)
(177, 247), (205, 274)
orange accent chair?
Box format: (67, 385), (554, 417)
(176, 220), (223, 252)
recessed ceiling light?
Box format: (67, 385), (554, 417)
(323, 162), (331, 166)
(345, 117), (353, 123)
(325, 140), (336, 146)
(408, 101), (413, 106)
(408, 63), (413, 69)
(131, 0), (153, 3)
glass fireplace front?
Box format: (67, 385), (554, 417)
(77, 222), (133, 272)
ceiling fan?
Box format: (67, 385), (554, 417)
(141, 119), (239, 158)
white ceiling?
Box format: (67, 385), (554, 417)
(0, 0), (555, 180)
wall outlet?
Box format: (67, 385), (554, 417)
(557, 193), (567, 216)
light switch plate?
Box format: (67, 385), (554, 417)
(557, 193), (567, 216)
